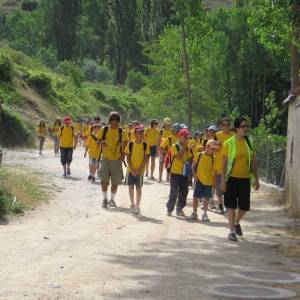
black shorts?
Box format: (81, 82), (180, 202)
(150, 146), (157, 158)
(60, 147), (73, 165)
(224, 177), (251, 211)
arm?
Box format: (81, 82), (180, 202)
(176, 146), (187, 160)
(137, 155), (150, 174)
(191, 160), (197, 181)
(126, 154), (136, 175)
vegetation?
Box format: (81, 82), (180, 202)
(0, 166), (45, 218)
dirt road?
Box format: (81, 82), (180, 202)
(1, 149), (300, 300)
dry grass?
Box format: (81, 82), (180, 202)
(0, 166), (48, 213)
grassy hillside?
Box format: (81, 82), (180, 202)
(0, 44), (146, 147)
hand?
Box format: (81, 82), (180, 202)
(84, 152), (87, 158)
(221, 180), (227, 193)
(253, 179), (260, 191)
(132, 170), (138, 176)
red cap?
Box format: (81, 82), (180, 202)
(134, 124), (145, 132)
(63, 116), (72, 125)
(179, 128), (190, 138)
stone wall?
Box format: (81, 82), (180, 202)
(285, 96), (300, 217)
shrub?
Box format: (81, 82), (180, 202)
(0, 186), (11, 218)
(36, 47), (58, 69)
(125, 70), (146, 92)
(82, 59), (112, 82)
(91, 88), (106, 101)
(26, 71), (52, 97)
(0, 108), (34, 147)
(0, 52), (13, 82)
(21, 0), (39, 11)
(56, 60), (84, 87)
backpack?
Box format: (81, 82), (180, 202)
(194, 152), (214, 174)
(128, 141), (147, 158)
(101, 126), (123, 145)
(61, 125), (74, 136)
(245, 136), (253, 151)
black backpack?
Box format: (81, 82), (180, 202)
(101, 126), (123, 145)
(128, 141), (147, 158)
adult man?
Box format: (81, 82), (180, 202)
(221, 117), (260, 241)
(97, 112), (129, 208)
(214, 118), (234, 214)
(57, 116), (76, 177)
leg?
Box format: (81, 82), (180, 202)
(224, 177), (238, 231)
(129, 185), (135, 206)
(111, 184), (118, 194)
(192, 197), (198, 213)
(227, 208), (236, 231)
(235, 209), (247, 224)
(101, 182), (109, 192)
(159, 158), (164, 181)
(150, 156), (155, 178)
(203, 197), (209, 212)
(145, 160), (149, 177)
(177, 176), (189, 212)
(166, 174), (179, 213)
(136, 187), (142, 207)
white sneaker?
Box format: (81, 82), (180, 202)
(130, 204), (135, 212)
(202, 213), (210, 222)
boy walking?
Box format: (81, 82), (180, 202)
(125, 125), (150, 215)
(166, 129), (192, 217)
(84, 123), (101, 183)
(57, 116), (76, 177)
(190, 140), (219, 222)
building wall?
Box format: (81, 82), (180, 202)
(285, 96), (300, 217)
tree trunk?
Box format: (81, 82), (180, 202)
(180, 18), (192, 129)
(291, 1), (300, 90)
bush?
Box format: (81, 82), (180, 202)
(0, 186), (11, 218)
(0, 52), (13, 82)
(21, 0), (39, 11)
(125, 70), (146, 92)
(26, 71), (52, 97)
(0, 108), (34, 147)
(82, 59), (113, 82)
(91, 88), (106, 101)
(56, 60), (84, 87)
(36, 47), (58, 69)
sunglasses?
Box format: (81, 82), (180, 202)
(154, 123), (158, 125)
(110, 118), (119, 122)
(239, 125), (249, 129)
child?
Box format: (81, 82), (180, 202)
(52, 119), (62, 156)
(166, 128), (192, 217)
(37, 120), (47, 155)
(190, 139), (219, 221)
(125, 125), (150, 215)
(84, 123), (101, 183)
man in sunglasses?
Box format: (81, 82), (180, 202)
(214, 117), (234, 214)
(221, 117), (260, 241)
(97, 111), (129, 208)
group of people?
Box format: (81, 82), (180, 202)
(36, 112), (260, 242)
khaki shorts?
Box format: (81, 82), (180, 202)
(100, 159), (123, 185)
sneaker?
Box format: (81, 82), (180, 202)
(190, 212), (198, 220)
(176, 210), (185, 217)
(91, 177), (96, 183)
(108, 199), (117, 208)
(167, 211), (172, 216)
(234, 224), (243, 236)
(202, 213), (210, 222)
(135, 207), (141, 215)
(228, 232), (238, 242)
(102, 198), (108, 209)
(130, 204), (135, 212)
(88, 175), (92, 181)
(218, 204), (225, 214)
(67, 168), (71, 176)
(200, 204), (204, 210)
(63, 173), (67, 177)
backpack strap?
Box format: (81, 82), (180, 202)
(195, 152), (203, 170)
(101, 126), (109, 141)
(129, 142), (148, 158)
(91, 134), (98, 142)
(168, 136), (172, 147)
(170, 144), (180, 169)
(245, 136), (253, 151)
(61, 125), (74, 136)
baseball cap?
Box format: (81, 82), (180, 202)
(179, 123), (188, 130)
(134, 124), (145, 132)
(164, 118), (172, 125)
(194, 131), (202, 138)
(179, 128), (191, 138)
(172, 123), (181, 133)
(208, 125), (218, 132)
(63, 116), (72, 125)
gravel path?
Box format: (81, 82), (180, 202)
(0, 148), (299, 300)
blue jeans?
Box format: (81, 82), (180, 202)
(167, 174), (189, 212)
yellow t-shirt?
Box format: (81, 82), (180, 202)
(144, 128), (160, 147)
(160, 134), (178, 152)
(82, 125), (89, 138)
(124, 141), (150, 173)
(222, 138), (251, 178)
(129, 129), (135, 142)
(52, 124), (60, 137)
(86, 135), (101, 159)
(161, 128), (173, 139)
(37, 127), (47, 137)
(74, 123), (81, 134)
(57, 126), (74, 148)
(194, 152), (214, 186)
(214, 131), (234, 174)
(96, 126), (129, 160)
(170, 144), (192, 175)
